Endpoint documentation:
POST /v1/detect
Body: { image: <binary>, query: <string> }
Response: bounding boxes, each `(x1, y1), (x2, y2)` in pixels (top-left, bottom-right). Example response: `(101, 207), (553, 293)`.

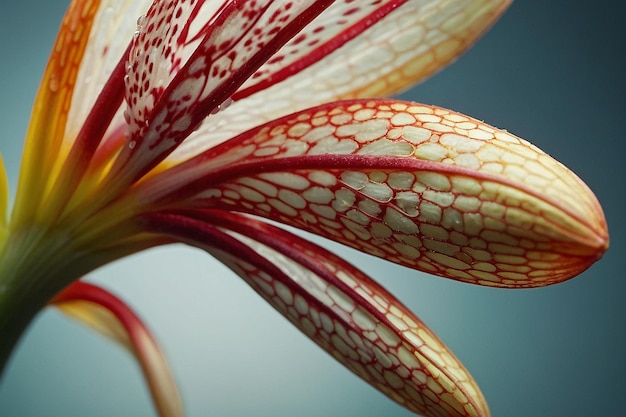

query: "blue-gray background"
(0, 1), (624, 416)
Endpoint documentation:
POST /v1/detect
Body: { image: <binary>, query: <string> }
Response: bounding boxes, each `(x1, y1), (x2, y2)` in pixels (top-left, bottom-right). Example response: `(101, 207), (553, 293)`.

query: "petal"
(138, 99), (608, 287)
(110, 0), (334, 185)
(12, 0), (104, 227)
(64, 0), (154, 139)
(237, 0), (511, 99)
(57, 1), (157, 205)
(166, 0), (511, 163)
(58, 0), (156, 186)
(234, 0), (411, 99)
(142, 209), (490, 417)
(52, 281), (183, 417)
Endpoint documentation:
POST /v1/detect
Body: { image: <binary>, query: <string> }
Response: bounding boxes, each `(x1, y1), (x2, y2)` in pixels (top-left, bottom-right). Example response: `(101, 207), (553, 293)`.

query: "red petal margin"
(52, 281), (183, 417)
(141, 209), (491, 417)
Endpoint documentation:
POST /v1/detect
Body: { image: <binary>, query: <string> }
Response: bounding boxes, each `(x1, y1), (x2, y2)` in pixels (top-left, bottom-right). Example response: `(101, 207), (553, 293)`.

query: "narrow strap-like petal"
(55, 0), (157, 202)
(64, 0), (154, 139)
(141, 209), (490, 417)
(12, 0), (104, 228)
(137, 99), (608, 287)
(52, 281), (183, 417)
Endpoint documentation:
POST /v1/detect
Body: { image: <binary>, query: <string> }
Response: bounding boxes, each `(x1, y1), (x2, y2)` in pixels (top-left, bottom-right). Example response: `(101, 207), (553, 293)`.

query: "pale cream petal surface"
(167, 0), (510, 163)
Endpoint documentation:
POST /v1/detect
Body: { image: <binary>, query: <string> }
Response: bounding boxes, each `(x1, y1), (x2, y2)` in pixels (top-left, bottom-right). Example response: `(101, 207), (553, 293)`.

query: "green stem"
(0, 223), (167, 378)
(0, 226), (85, 377)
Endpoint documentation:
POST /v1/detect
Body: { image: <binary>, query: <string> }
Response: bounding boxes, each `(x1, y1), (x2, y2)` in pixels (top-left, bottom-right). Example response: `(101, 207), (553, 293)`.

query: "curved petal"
(12, 0), (105, 228)
(142, 209), (490, 417)
(54, 0), (167, 218)
(52, 281), (183, 417)
(59, 0), (156, 187)
(167, 0), (511, 163)
(138, 99), (608, 287)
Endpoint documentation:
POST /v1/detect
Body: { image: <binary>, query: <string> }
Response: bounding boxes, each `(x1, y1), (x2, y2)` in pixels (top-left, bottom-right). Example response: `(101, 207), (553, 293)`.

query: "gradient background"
(0, 1), (624, 416)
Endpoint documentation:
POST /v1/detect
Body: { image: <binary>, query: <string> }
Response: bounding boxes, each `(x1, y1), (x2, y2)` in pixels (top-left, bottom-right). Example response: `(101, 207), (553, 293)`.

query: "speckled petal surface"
(114, 0), (334, 183)
(138, 99), (608, 287)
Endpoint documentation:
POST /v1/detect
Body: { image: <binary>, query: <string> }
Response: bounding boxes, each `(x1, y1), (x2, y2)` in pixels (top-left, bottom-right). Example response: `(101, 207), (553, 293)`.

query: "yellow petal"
(11, 0), (154, 228)
(12, 0), (102, 228)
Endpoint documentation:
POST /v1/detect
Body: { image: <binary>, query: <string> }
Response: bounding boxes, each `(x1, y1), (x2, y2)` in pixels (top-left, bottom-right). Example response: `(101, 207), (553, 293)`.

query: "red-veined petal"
(109, 0), (335, 186)
(137, 99), (608, 287)
(141, 209), (490, 417)
(165, 0), (511, 164)
(234, 0), (409, 99)
(52, 281), (183, 417)
(61, 0), (156, 178)
(237, 0), (511, 99)
(63, 0), (154, 139)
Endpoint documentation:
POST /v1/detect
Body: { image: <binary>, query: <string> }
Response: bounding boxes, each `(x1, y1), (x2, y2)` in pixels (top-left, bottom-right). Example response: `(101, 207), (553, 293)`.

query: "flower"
(0, 1), (609, 417)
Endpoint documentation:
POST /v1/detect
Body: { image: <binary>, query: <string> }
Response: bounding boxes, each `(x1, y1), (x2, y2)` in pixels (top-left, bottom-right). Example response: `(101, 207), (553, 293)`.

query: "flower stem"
(0, 226), (82, 376)
(0, 222), (167, 377)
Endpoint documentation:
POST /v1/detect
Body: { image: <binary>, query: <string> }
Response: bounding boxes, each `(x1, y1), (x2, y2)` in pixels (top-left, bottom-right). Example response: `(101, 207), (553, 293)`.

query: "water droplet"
(136, 14), (146, 29)
(128, 140), (136, 149)
(209, 97), (234, 115)
(221, 97), (233, 110)
(123, 109), (131, 124)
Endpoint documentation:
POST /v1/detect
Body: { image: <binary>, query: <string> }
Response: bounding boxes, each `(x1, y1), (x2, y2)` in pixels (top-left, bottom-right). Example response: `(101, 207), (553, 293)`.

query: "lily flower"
(0, 1), (609, 417)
